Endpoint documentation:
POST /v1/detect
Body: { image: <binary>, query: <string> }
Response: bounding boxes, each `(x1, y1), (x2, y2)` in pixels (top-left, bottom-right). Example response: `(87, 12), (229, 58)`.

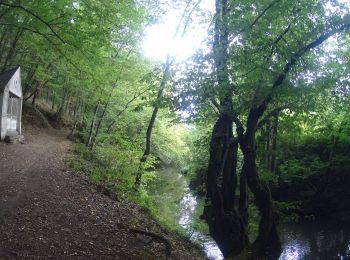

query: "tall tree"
(134, 0), (202, 187)
(177, 0), (350, 257)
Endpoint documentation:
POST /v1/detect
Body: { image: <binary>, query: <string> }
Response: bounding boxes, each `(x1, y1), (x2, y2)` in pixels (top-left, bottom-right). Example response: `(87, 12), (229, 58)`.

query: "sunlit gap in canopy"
(142, 0), (214, 62)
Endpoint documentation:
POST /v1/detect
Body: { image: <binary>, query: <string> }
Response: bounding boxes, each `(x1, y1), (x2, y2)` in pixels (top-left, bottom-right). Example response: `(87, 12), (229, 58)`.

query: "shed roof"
(0, 67), (19, 91)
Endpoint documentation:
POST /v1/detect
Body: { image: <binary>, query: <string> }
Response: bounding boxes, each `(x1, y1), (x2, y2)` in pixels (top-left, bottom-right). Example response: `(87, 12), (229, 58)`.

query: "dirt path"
(0, 128), (204, 259)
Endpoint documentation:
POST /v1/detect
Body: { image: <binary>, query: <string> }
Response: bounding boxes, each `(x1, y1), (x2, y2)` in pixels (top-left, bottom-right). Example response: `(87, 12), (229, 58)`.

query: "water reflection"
(279, 220), (350, 260)
(179, 187), (197, 227)
(178, 185), (223, 259)
(177, 172), (350, 260)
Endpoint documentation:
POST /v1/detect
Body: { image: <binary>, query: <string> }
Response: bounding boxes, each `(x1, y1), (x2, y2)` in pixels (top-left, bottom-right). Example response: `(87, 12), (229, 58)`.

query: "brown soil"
(0, 123), (205, 259)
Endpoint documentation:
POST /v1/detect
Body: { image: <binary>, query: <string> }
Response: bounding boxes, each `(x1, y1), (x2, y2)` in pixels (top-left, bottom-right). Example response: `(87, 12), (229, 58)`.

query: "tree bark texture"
(203, 0), (248, 257)
(239, 108), (281, 257)
(205, 114), (248, 257)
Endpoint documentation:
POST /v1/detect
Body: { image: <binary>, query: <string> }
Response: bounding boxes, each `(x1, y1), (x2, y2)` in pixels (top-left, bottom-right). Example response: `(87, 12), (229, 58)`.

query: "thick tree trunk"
(203, 0), (249, 257)
(240, 110), (281, 257)
(241, 146), (281, 257)
(204, 115), (247, 257)
(239, 168), (248, 226)
(221, 131), (238, 213)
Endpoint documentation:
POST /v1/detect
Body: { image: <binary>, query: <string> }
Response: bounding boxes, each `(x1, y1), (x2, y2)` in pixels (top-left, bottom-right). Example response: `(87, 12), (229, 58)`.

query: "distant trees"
(0, 0), (156, 146)
(0, 0), (196, 195)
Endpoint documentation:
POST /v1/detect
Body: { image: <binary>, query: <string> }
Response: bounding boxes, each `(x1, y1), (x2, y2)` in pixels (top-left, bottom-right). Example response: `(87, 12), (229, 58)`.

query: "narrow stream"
(178, 175), (350, 260)
(178, 187), (223, 260)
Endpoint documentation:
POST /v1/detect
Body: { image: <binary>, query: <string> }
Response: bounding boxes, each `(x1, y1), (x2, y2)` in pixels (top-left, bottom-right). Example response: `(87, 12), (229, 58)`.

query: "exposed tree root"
(130, 228), (172, 256)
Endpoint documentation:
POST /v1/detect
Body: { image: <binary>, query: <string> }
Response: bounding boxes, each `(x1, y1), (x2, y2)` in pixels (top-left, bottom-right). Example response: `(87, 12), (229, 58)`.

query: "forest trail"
(0, 127), (203, 259)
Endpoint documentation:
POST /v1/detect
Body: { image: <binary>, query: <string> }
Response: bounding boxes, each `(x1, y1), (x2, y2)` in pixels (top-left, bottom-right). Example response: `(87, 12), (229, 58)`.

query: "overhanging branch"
(256, 21), (350, 118)
(0, 2), (66, 44)
(257, 106), (288, 129)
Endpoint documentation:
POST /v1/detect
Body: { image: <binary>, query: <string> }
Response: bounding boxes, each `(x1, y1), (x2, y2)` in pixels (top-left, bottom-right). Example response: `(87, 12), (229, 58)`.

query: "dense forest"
(1, 0), (350, 259)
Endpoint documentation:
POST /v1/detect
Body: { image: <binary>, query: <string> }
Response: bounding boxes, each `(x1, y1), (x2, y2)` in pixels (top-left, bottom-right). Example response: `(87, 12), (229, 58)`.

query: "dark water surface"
(155, 169), (350, 259)
(279, 219), (350, 260)
(179, 184), (350, 259)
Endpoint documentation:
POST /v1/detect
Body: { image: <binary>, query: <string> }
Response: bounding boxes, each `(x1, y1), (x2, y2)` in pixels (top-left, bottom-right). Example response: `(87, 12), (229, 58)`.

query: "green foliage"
(138, 166), (190, 236)
(273, 201), (301, 223)
(189, 198), (209, 234)
(260, 170), (279, 185)
(184, 124), (212, 195)
(277, 122), (350, 182)
(152, 119), (190, 169)
(3, 0), (350, 252)
(247, 203), (260, 242)
(70, 141), (152, 194)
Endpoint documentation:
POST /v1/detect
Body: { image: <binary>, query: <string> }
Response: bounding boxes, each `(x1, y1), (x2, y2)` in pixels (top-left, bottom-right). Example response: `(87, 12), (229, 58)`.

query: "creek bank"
(183, 179), (350, 260)
(271, 166), (350, 221)
(161, 166), (350, 259)
(148, 166), (223, 259)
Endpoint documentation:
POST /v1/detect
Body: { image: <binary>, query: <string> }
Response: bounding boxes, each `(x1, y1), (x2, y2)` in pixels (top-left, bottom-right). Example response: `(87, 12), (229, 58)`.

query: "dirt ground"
(0, 124), (204, 259)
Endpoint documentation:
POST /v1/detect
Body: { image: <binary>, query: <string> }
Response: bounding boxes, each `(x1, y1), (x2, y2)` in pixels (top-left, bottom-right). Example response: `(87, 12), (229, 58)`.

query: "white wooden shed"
(0, 67), (23, 140)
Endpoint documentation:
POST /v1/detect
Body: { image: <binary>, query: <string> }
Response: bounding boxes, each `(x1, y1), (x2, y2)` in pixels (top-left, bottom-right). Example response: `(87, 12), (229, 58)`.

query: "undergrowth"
(68, 143), (190, 238)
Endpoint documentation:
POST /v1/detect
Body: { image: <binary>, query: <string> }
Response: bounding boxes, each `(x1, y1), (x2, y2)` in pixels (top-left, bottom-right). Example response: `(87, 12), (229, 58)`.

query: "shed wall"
(0, 68), (22, 140)
(8, 70), (22, 98)
(0, 88), (9, 140)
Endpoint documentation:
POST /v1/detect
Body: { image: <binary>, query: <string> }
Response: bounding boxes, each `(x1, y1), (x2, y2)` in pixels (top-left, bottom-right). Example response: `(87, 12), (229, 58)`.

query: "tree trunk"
(86, 102), (100, 149)
(0, 27), (9, 63)
(240, 109), (281, 257)
(265, 119), (271, 171)
(1, 27), (23, 72)
(202, 0), (249, 257)
(270, 113), (279, 174)
(239, 167), (248, 226)
(90, 98), (110, 149)
(51, 94), (55, 111)
(56, 86), (69, 118)
(134, 56), (171, 187)
(204, 114), (248, 257)
(23, 65), (38, 96)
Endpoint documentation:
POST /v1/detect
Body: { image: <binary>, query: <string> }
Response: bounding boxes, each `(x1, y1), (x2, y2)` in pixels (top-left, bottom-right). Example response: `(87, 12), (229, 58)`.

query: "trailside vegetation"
(1, 0), (350, 259)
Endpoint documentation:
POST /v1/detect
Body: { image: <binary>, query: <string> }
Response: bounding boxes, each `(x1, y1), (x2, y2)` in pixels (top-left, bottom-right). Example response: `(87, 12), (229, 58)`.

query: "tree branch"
(0, 22), (79, 70)
(257, 106), (287, 129)
(256, 22), (350, 118)
(0, 2), (66, 44)
(246, 0), (280, 30)
(106, 88), (149, 133)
